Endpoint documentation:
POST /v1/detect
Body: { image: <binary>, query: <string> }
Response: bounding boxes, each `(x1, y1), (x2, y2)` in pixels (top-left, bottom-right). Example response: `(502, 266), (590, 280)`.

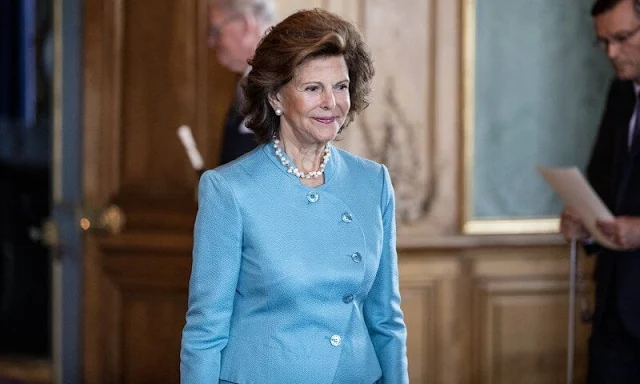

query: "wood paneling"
(402, 284), (436, 383)
(120, 1), (197, 194)
(82, 0), (214, 381)
(471, 279), (591, 384)
(399, 254), (463, 384)
(394, 244), (594, 384)
(468, 247), (593, 384)
(123, 292), (186, 383)
(83, 0), (236, 213)
(84, 234), (191, 383)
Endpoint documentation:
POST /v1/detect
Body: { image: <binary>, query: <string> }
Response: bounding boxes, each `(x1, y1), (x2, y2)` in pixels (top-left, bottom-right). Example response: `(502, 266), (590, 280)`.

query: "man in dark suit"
(560, 0), (640, 382)
(207, 0), (275, 165)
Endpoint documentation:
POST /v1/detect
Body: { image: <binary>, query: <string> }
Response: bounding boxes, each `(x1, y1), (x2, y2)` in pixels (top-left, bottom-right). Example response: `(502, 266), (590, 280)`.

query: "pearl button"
(351, 252), (362, 263)
(307, 191), (319, 203)
(341, 212), (353, 223)
(330, 334), (342, 346)
(342, 294), (354, 304)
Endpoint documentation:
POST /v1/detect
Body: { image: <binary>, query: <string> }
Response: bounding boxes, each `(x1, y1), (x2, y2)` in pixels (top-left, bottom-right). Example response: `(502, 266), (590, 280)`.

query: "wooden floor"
(0, 355), (52, 384)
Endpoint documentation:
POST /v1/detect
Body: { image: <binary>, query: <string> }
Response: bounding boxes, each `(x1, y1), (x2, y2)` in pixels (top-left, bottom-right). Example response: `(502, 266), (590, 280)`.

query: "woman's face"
(273, 55), (351, 146)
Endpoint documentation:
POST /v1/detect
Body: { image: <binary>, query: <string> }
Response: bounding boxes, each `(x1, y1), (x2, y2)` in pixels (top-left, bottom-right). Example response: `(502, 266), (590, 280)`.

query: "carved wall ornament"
(359, 79), (436, 223)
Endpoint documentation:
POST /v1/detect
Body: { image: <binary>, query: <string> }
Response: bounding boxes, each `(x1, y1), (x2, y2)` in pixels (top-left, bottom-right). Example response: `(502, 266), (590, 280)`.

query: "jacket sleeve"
(584, 79), (620, 254)
(363, 165), (409, 384)
(180, 170), (243, 383)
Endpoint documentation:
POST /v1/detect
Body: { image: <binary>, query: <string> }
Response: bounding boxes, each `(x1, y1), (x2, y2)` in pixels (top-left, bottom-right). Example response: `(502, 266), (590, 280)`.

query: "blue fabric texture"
(180, 142), (408, 383)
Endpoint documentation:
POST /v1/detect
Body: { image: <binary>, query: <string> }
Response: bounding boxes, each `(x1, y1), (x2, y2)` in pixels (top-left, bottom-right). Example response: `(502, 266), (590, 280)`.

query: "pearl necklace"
(272, 138), (331, 179)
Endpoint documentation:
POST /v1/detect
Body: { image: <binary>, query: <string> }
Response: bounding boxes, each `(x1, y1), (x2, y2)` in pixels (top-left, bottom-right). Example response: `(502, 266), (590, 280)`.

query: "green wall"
(473, 0), (612, 218)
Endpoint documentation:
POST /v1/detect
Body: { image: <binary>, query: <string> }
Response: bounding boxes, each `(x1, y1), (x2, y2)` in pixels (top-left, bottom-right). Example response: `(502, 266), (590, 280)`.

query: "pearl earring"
(275, 107), (282, 116)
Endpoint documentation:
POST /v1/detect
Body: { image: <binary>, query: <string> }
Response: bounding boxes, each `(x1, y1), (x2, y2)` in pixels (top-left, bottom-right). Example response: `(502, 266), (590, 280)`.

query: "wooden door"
(81, 0), (236, 381)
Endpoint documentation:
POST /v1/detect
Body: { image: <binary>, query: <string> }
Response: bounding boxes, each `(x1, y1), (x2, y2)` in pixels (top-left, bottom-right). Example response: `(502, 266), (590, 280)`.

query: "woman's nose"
(321, 89), (336, 109)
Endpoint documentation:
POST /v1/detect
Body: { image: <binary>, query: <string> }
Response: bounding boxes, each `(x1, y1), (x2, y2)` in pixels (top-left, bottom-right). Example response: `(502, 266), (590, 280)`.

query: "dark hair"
(591, 0), (638, 16)
(241, 8), (375, 143)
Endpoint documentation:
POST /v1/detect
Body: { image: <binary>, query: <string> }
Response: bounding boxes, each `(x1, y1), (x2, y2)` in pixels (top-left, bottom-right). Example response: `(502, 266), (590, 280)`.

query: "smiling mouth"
(314, 117), (337, 124)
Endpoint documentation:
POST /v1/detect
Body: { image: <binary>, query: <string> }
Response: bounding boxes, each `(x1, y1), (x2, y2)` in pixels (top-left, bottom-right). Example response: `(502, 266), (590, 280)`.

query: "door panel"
(83, 0), (235, 208)
(82, 0), (235, 381)
(120, 1), (199, 195)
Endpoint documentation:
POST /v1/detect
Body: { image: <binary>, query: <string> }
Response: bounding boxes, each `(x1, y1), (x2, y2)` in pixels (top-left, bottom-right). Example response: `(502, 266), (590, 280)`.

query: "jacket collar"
(262, 139), (338, 187)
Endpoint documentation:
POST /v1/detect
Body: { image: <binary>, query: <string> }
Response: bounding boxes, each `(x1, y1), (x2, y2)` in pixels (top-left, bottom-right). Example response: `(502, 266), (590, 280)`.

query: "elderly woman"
(181, 8), (408, 384)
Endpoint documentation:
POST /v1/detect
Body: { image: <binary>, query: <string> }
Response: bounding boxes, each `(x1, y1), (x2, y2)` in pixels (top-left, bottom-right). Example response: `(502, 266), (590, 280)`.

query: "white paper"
(538, 166), (620, 250)
(177, 125), (204, 171)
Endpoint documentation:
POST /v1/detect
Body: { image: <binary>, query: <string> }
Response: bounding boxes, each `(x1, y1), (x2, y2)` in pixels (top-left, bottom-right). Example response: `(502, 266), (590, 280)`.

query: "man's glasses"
(594, 23), (640, 52)
(208, 14), (241, 43)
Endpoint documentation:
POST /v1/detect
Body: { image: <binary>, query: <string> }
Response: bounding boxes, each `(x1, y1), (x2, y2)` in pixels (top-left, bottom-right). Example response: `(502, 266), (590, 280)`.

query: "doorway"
(0, 0), (54, 382)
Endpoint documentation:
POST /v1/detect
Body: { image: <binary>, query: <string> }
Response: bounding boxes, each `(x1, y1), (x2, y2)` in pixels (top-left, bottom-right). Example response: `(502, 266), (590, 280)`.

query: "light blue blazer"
(180, 142), (408, 383)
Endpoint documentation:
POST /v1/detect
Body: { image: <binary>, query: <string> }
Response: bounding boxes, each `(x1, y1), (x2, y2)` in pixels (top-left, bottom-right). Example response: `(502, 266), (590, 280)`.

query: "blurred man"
(560, 0), (640, 382)
(208, 0), (275, 164)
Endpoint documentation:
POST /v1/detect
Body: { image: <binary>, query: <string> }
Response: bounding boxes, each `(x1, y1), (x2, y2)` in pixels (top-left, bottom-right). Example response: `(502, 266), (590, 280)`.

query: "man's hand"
(596, 216), (640, 250)
(560, 207), (589, 242)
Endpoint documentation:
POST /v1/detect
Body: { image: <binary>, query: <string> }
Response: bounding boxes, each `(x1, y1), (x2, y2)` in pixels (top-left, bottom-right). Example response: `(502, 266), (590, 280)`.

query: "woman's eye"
(305, 86), (319, 92)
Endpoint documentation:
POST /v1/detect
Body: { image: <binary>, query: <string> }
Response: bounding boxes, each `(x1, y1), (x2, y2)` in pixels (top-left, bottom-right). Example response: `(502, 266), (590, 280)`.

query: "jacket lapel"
(610, 81), (636, 208)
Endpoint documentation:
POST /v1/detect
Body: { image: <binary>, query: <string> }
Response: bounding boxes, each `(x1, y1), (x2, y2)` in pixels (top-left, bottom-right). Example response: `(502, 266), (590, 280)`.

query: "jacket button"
(351, 252), (362, 263)
(341, 212), (353, 223)
(342, 294), (354, 304)
(307, 191), (319, 203)
(330, 334), (342, 346)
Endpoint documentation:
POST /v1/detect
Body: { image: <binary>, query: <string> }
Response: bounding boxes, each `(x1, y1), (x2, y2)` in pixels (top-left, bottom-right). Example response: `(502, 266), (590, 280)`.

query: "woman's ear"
(268, 91), (281, 112)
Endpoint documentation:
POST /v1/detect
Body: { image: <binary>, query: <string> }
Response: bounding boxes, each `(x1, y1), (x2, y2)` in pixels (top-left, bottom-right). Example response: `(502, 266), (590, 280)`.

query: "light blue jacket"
(180, 143), (408, 383)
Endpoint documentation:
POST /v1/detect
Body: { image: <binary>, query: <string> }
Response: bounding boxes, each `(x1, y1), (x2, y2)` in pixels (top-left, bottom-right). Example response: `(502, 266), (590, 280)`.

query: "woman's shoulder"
(204, 145), (267, 180)
(200, 144), (284, 197)
(332, 147), (391, 195)
(333, 146), (385, 175)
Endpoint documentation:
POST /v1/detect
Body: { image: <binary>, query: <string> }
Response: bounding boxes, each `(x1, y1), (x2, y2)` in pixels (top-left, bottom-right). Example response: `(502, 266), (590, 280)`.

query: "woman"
(181, 8), (408, 383)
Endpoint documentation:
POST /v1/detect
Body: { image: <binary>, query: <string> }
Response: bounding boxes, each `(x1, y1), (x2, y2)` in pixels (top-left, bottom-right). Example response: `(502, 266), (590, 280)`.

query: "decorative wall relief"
(360, 79), (435, 223)
(355, 0), (435, 228)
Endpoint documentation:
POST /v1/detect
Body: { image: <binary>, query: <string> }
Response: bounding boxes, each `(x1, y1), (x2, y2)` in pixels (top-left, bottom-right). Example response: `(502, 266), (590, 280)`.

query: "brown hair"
(241, 8), (375, 143)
